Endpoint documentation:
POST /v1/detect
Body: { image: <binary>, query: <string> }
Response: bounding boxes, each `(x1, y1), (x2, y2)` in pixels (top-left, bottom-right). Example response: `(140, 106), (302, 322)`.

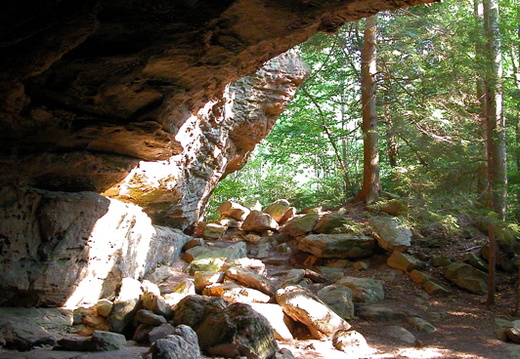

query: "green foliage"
(208, 0), (520, 228)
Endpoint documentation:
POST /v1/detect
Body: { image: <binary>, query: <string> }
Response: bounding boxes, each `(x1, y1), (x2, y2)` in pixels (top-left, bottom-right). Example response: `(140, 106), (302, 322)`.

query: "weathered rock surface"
(337, 277), (385, 304)
(298, 233), (376, 259)
(218, 201), (251, 221)
(332, 330), (371, 357)
(282, 212), (320, 237)
(444, 262), (488, 295)
(225, 267), (276, 297)
(369, 216), (412, 251)
(317, 285), (355, 320)
(0, 322), (57, 351)
(149, 325), (202, 359)
(0, 187), (190, 307)
(108, 278), (143, 333)
(387, 251), (421, 272)
(356, 304), (406, 322)
(276, 285), (351, 339)
(0, 0), (429, 229)
(242, 210), (280, 233)
(174, 295), (278, 358)
(505, 320), (520, 344)
(264, 200), (292, 223)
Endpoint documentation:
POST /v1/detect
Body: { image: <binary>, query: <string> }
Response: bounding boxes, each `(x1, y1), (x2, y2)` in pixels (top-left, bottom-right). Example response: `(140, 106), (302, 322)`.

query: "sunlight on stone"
(64, 199), (157, 308)
(292, 294), (330, 317)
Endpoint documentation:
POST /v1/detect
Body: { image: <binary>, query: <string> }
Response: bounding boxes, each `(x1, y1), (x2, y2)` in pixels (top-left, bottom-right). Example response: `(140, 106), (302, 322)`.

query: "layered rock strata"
(0, 0), (433, 229)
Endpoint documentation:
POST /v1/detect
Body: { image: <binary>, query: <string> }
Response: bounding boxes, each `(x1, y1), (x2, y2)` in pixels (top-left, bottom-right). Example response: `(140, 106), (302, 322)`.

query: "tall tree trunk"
(354, 15), (380, 204)
(483, 0), (505, 306)
(474, 0), (487, 202)
(484, 0), (507, 221)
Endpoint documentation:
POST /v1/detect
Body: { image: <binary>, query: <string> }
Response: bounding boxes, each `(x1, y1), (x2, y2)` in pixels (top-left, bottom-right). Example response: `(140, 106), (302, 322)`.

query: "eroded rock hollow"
(0, 0), (432, 306)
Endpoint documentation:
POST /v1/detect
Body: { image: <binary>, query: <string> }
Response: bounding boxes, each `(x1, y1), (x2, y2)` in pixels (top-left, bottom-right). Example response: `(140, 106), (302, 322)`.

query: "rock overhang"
(0, 0), (435, 228)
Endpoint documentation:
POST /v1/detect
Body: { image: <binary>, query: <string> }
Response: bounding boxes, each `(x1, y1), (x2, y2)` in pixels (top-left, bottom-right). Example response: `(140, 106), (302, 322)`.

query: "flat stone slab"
(298, 234), (376, 259)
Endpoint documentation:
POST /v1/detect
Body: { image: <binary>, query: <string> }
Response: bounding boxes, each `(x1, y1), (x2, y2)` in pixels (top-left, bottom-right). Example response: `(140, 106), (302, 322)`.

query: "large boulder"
(242, 210), (280, 233)
(282, 212), (320, 237)
(275, 285), (351, 339)
(150, 325), (202, 359)
(173, 295), (278, 359)
(298, 233), (376, 259)
(444, 262), (488, 295)
(317, 285), (355, 320)
(108, 278), (143, 333)
(369, 216), (412, 251)
(218, 201), (251, 222)
(264, 200), (292, 223)
(336, 277), (385, 304)
(0, 187), (190, 307)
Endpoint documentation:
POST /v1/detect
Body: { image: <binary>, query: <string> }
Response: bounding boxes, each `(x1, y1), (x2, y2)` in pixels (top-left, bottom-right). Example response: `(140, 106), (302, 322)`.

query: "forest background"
(208, 0), (519, 239)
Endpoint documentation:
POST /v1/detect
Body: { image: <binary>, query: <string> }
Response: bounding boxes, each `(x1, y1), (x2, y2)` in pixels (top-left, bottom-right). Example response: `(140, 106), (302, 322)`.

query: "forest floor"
(276, 230), (520, 359)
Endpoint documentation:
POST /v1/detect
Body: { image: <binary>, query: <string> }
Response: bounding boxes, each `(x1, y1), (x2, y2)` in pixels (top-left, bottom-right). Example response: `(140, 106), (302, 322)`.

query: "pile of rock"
(2, 198), (517, 357)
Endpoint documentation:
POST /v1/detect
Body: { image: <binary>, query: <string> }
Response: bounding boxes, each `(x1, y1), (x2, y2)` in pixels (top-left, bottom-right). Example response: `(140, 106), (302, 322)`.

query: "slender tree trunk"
(484, 0), (507, 221)
(354, 15), (380, 204)
(483, 0), (505, 306)
(474, 0), (487, 202)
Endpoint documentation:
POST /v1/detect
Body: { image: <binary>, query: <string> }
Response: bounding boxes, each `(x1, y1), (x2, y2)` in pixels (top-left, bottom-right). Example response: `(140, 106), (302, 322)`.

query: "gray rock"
(90, 330), (127, 351)
(133, 324), (154, 343)
(317, 285), (355, 320)
(135, 309), (167, 326)
(281, 212), (319, 237)
(408, 317), (436, 333)
(444, 262), (488, 294)
(432, 254), (453, 267)
(383, 325), (416, 345)
(337, 276), (385, 304)
(141, 282), (173, 319)
(356, 304), (406, 322)
(505, 320), (520, 344)
(422, 280), (452, 297)
(95, 299), (114, 318)
(194, 271), (225, 292)
(203, 282), (271, 304)
(298, 234), (375, 259)
(151, 331), (202, 359)
(276, 285), (351, 339)
(203, 223), (228, 240)
(387, 251), (421, 272)
(174, 296), (278, 359)
(250, 303), (294, 340)
(225, 267), (276, 297)
(149, 324), (176, 344)
(109, 277), (143, 333)
(272, 348), (297, 359)
(0, 322), (57, 351)
(187, 242), (248, 275)
(369, 216), (412, 251)
(313, 211), (352, 234)
(280, 269), (306, 287)
(464, 252), (488, 272)
(332, 329), (371, 357)
(0, 188), (191, 307)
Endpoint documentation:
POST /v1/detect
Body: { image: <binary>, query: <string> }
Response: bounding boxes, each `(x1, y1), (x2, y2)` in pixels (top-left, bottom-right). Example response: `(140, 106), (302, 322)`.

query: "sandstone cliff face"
(0, 0), (431, 229)
(0, 186), (191, 307)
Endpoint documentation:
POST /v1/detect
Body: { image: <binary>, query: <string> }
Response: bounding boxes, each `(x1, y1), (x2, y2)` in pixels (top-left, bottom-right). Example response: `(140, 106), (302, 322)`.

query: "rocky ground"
(0, 199), (519, 359)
